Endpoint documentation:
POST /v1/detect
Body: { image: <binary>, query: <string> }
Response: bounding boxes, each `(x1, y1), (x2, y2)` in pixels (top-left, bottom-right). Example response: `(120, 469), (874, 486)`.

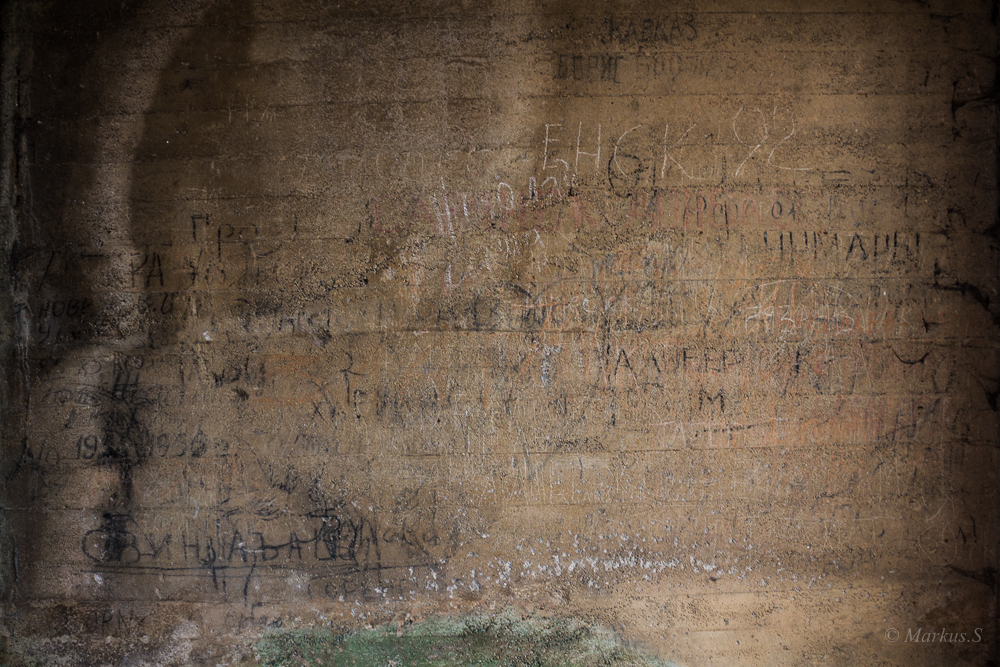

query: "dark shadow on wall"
(100, 0), (258, 513)
(3, 0), (145, 600)
(5, 0), (258, 598)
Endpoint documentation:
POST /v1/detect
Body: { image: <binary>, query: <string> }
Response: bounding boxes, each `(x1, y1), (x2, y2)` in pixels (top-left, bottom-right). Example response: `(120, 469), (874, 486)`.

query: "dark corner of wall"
(1, 0), (23, 608)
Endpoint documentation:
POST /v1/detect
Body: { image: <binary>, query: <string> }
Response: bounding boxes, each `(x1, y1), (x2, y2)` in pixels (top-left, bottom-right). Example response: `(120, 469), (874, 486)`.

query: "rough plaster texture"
(1, 0), (999, 665)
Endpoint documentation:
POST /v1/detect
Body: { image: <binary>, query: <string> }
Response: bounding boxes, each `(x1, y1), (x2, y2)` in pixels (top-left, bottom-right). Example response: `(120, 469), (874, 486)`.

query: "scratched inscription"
(4, 4), (997, 665)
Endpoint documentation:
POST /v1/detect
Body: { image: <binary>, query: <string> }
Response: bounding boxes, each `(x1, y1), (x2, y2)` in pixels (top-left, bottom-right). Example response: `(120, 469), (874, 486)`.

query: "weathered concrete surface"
(1, 0), (998, 664)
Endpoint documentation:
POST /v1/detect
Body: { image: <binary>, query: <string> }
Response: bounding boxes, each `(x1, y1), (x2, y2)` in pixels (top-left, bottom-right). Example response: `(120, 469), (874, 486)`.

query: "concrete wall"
(2, 0), (998, 664)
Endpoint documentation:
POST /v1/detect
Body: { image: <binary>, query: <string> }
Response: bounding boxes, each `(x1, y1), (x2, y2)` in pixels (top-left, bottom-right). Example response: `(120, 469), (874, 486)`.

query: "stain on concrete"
(1, 0), (998, 665)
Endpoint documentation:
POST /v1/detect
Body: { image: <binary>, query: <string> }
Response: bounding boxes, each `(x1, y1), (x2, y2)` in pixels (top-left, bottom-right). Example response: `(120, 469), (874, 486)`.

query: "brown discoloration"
(2, 0), (998, 665)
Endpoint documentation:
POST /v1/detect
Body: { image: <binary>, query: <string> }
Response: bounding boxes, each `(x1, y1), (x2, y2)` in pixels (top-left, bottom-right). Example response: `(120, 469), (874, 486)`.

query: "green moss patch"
(254, 611), (671, 667)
